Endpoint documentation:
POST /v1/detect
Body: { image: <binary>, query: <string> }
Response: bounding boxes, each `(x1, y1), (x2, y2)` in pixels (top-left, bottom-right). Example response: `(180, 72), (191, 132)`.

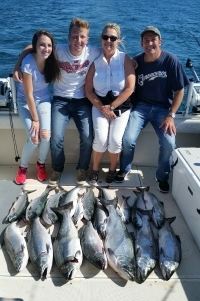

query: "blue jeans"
(50, 97), (93, 172)
(120, 102), (176, 181)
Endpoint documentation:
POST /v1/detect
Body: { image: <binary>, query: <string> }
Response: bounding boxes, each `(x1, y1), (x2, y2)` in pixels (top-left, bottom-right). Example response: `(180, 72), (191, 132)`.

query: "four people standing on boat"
(85, 23), (135, 184)
(115, 26), (189, 192)
(15, 30), (60, 185)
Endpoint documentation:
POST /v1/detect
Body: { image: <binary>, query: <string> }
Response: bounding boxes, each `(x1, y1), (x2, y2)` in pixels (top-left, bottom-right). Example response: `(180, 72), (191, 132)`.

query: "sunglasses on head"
(102, 35), (118, 42)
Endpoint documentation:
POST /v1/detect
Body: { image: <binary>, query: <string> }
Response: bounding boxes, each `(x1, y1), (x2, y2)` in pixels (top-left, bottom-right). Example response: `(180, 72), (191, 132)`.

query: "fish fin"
(197, 208), (200, 215)
(133, 186), (150, 193)
(26, 189), (37, 195)
(166, 216), (176, 224)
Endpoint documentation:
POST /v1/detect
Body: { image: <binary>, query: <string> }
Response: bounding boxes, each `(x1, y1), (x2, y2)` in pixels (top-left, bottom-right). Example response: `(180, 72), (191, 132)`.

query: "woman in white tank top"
(85, 23), (135, 184)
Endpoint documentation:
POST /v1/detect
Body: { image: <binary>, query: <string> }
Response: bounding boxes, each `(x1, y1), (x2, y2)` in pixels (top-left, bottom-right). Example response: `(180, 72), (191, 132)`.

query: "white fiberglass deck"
(0, 164), (200, 301)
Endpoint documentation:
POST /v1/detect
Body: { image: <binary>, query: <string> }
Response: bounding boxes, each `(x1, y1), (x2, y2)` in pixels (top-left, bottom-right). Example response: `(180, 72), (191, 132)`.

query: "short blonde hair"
(69, 17), (89, 35)
(102, 23), (121, 39)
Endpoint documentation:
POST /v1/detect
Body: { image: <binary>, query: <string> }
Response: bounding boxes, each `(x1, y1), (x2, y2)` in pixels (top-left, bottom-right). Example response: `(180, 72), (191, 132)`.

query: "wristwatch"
(168, 112), (176, 119)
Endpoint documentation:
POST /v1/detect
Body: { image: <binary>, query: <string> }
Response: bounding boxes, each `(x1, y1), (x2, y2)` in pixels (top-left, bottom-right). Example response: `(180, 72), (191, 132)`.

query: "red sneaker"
(15, 166), (27, 185)
(36, 162), (47, 182)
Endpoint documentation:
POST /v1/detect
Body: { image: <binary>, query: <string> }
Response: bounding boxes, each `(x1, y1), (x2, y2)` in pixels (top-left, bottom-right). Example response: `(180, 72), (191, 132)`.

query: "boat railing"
(184, 58), (200, 116)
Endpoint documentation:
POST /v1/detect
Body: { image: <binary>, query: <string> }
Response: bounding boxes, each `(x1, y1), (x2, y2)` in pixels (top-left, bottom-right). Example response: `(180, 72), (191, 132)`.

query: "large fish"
(5, 189), (35, 223)
(80, 220), (107, 270)
(4, 221), (29, 272)
(158, 217), (182, 280)
(26, 187), (53, 221)
(42, 190), (65, 226)
(135, 211), (157, 283)
(53, 206), (83, 280)
(101, 198), (136, 281)
(27, 217), (53, 279)
(132, 187), (165, 228)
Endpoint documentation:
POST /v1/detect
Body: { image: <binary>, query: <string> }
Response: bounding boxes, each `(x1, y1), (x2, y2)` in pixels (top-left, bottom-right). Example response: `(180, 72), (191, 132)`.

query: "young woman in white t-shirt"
(15, 30), (60, 185)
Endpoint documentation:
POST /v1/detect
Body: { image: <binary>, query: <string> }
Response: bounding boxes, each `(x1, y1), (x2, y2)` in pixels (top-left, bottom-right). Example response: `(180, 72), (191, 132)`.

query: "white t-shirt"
(53, 44), (100, 99)
(17, 53), (50, 103)
(93, 49), (126, 97)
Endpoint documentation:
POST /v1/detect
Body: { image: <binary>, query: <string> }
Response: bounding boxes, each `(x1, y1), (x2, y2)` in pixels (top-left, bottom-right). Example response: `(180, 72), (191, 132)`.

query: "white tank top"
(93, 49), (125, 97)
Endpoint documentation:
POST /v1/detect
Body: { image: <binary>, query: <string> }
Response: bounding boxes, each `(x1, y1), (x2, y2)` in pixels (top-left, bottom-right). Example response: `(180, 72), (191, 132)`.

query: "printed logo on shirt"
(59, 59), (90, 74)
(138, 71), (167, 86)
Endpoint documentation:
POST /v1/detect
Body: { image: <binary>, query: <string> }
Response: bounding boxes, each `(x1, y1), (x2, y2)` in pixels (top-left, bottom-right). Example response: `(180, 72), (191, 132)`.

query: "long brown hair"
(32, 30), (60, 83)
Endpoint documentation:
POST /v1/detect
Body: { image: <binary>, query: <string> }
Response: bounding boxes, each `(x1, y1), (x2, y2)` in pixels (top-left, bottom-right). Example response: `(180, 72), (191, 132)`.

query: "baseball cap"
(141, 26), (161, 38)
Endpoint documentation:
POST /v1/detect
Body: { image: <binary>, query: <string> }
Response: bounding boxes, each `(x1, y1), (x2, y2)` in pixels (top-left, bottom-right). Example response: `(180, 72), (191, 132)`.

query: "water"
(0, 0), (200, 79)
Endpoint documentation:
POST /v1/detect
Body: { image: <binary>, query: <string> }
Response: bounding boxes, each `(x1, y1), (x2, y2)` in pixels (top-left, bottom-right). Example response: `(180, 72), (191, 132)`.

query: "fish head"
(37, 253), (49, 279)
(60, 262), (79, 280)
(92, 252), (108, 270)
(160, 260), (179, 280)
(137, 257), (156, 283)
(113, 256), (135, 281)
(60, 250), (82, 280)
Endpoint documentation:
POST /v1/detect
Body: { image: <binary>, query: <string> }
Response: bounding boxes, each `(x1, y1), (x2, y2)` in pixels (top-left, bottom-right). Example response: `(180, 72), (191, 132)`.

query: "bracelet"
(32, 119), (39, 122)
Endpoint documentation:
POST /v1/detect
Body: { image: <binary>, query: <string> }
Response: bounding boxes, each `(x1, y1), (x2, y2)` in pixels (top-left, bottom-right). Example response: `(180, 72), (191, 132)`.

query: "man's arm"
(161, 88), (184, 135)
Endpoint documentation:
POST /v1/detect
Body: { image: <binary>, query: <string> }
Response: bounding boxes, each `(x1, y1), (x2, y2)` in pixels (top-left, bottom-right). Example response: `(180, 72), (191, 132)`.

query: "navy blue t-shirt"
(133, 51), (189, 108)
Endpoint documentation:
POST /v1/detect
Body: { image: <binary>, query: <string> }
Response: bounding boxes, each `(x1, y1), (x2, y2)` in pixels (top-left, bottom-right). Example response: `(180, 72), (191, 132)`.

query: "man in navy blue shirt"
(115, 26), (189, 192)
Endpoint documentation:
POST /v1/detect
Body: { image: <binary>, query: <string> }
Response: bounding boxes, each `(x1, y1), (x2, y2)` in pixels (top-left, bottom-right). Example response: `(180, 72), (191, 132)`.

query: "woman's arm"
(23, 72), (40, 142)
(85, 63), (103, 110)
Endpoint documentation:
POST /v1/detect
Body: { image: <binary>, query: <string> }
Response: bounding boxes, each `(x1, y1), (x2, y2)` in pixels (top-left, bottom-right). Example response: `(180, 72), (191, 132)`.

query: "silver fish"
(135, 212), (157, 283)
(101, 198), (136, 281)
(5, 189), (35, 222)
(80, 221), (107, 270)
(53, 206), (83, 280)
(82, 187), (96, 221)
(4, 221), (29, 272)
(42, 190), (65, 226)
(26, 187), (52, 221)
(27, 217), (53, 279)
(158, 217), (181, 280)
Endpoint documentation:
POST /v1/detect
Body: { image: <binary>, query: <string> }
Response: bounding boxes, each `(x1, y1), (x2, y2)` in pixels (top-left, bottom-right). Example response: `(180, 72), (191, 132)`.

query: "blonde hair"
(102, 23), (121, 39)
(69, 17), (89, 35)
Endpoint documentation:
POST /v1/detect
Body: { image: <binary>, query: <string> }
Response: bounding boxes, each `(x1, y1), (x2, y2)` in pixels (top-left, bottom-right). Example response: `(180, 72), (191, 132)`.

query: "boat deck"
(0, 164), (200, 301)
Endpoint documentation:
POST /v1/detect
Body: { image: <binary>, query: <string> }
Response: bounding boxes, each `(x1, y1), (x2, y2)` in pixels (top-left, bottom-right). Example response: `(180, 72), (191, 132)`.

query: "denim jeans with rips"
(120, 102), (176, 182)
(50, 97), (93, 172)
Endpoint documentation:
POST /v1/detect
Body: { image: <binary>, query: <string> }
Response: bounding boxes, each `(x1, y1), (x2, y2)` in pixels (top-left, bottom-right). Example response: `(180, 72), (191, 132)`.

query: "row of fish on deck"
(2, 184), (182, 283)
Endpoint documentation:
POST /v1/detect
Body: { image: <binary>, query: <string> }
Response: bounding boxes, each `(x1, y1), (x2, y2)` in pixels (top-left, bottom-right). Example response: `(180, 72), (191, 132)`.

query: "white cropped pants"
(92, 106), (130, 153)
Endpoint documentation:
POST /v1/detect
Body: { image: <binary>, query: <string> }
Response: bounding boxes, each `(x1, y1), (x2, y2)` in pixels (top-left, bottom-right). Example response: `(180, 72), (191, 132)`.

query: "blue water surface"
(0, 0), (200, 78)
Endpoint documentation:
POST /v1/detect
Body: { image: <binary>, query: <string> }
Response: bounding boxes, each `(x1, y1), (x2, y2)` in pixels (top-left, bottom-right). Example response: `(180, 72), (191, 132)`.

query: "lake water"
(0, 0), (200, 79)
